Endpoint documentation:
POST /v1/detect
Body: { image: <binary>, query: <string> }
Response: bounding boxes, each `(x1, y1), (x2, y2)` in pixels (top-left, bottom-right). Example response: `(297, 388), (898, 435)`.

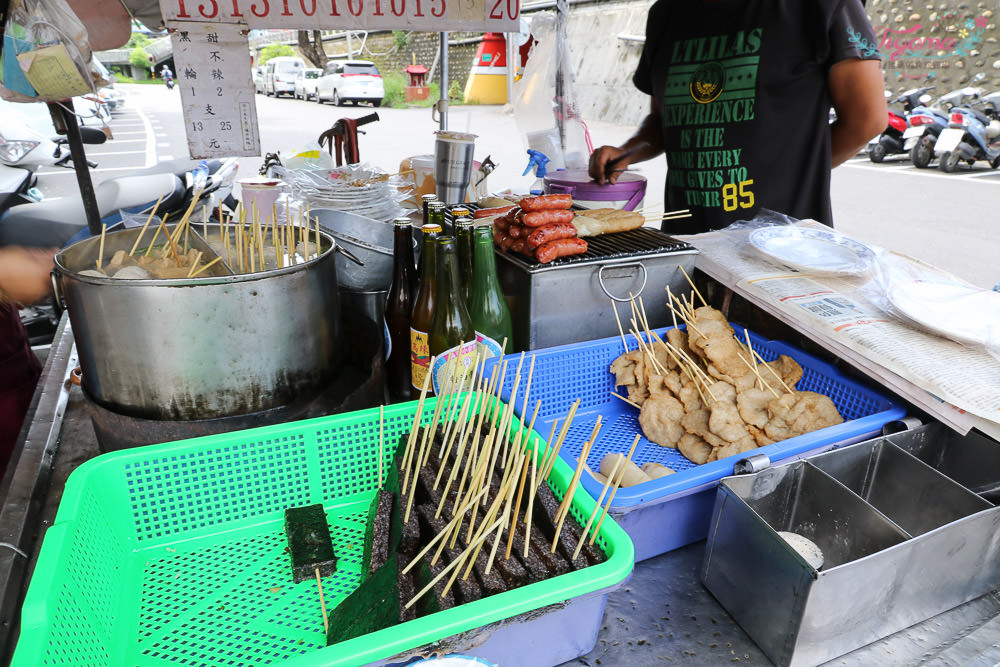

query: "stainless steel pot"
(54, 224), (340, 421)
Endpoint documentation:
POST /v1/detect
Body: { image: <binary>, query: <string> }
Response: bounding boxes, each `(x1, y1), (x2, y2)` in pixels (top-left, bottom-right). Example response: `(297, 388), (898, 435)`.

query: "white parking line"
(133, 106), (157, 167)
(89, 150), (147, 156)
(964, 170), (1000, 178)
(96, 139), (147, 144)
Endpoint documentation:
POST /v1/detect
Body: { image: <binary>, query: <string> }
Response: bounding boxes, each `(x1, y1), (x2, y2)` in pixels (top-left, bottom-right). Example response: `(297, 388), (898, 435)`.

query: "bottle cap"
(451, 207), (470, 217)
(421, 194), (439, 203)
(422, 223), (443, 233)
(392, 217), (412, 227)
(429, 201), (447, 211)
(455, 218), (473, 228)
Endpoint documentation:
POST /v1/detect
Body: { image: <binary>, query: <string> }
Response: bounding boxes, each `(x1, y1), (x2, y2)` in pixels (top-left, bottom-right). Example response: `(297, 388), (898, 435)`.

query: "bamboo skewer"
(407, 515), (504, 610)
(574, 452), (627, 559)
(523, 435), (541, 559)
(612, 302), (628, 352)
(96, 224), (107, 270)
(402, 358), (435, 496)
(589, 434), (641, 545)
(128, 195), (164, 256)
(314, 568), (329, 633)
(185, 251), (203, 278)
(612, 391), (640, 409)
(678, 265), (708, 308)
(539, 400), (579, 484)
(157, 216), (182, 266)
(555, 416), (603, 525)
(552, 417), (602, 552)
(744, 329), (793, 393)
(188, 256), (222, 278)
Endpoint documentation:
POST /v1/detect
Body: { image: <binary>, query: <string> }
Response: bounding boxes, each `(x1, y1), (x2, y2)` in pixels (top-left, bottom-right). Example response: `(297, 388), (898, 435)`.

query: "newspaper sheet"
(681, 222), (999, 434)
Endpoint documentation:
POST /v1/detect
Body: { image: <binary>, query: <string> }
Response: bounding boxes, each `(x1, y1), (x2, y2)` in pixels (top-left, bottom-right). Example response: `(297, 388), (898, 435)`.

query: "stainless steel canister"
(53, 224), (340, 421)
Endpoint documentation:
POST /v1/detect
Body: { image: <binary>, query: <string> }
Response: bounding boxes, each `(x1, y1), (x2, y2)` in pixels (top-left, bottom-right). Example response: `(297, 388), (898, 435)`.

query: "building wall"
(561, 0), (1000, 126)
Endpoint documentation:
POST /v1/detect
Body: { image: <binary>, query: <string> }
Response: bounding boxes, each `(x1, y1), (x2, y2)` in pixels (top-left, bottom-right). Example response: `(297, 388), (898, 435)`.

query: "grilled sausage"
(510, 238), (530, 255)
(526, 221), (577, 249)
(535, 237), (588, 264)
(474, 205), (516, 219)
(493, 214), (510, 232)
(522, 209), (575, 228)
(519, 193), (573, 212)
(507, 223), (527, 239)
(499, 233), (515, 251)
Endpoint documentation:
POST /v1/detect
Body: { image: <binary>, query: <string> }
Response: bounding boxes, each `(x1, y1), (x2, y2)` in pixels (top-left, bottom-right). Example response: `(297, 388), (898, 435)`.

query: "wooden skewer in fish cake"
(129, 195), (165, 256)
(574, 452), (629, 559)
(744, 329), (794, 394)
(552, 416), (603, 552)
(589, 434), (642, 545)
(678, 264), (708, 308)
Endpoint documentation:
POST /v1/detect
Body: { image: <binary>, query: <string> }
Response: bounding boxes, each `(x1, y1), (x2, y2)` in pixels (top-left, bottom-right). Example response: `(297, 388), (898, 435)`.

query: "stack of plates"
(276, 165), (406, 222)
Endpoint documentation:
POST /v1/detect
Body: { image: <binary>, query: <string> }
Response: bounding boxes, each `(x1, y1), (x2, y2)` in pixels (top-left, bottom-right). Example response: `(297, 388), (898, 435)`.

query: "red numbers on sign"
(198, 0), (219, 17)
(489, 0), (517, 19)
(171, 0), (519, 23)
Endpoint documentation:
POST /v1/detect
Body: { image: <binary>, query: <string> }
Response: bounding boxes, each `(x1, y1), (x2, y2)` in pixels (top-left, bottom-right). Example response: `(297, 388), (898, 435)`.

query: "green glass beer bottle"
(455, 216), (474, 300)
(418, 201), (447, 277)
(410, 223), (441, 392)
(468, 225), (513, 359)
(429, 236), (477, 394)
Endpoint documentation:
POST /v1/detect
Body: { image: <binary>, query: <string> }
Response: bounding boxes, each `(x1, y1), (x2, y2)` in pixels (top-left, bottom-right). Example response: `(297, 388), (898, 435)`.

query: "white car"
(316, 60), (384, 107)
(293, 68), (321, 100)
(253, 66), (265, 94)
(264, 57), (305, 97)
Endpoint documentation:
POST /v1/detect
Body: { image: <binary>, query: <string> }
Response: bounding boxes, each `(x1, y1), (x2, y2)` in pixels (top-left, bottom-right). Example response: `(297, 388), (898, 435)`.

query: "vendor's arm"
(0, 247), (56, 305)
(589, 98), (666, 185)
(828, 58), (887, 167)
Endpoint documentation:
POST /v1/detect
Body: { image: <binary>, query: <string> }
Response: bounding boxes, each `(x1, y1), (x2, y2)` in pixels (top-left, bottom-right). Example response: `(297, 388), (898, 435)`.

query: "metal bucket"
(313, 208), (398, 292)
(53, 224), (341, 421)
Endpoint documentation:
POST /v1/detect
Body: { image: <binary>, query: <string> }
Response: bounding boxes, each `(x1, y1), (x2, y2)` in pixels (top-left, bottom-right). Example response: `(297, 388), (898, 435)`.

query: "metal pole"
(506, 33), (515, 105)
(439, 31), (449, 131)
(52, 101), (102, 237)
(555, 0), (568, 155)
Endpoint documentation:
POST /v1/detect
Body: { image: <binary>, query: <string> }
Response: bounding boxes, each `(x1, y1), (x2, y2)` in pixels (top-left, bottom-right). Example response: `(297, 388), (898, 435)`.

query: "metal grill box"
(702, 423), (1000, 667)
(495, 228), (697, 351)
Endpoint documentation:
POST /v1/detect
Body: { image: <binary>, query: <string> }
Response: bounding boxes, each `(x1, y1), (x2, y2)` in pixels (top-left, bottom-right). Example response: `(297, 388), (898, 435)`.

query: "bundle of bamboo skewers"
(382, 348), (634, 611)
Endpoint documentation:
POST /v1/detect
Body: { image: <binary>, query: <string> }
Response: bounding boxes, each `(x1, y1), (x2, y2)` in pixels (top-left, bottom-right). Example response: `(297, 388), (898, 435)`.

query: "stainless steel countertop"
(4, 318), (1000, 666)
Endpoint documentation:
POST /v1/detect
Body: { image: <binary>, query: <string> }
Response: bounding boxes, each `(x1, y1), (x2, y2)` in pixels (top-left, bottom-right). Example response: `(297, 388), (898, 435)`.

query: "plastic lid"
(544, 168), (646, 186)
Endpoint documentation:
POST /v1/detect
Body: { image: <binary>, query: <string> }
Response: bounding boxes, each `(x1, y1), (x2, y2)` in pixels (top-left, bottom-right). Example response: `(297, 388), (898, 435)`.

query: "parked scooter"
(936, 92), (1000, 172)
(909, 82), (987, 168)
(869, 86), (936, 162)
(0, 108), (107, 218)
(0, 157), (238, 248)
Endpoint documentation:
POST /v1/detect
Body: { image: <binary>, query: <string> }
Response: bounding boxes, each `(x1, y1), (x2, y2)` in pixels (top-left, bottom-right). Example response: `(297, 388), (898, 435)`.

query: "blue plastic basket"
(483, 326), (906, 561)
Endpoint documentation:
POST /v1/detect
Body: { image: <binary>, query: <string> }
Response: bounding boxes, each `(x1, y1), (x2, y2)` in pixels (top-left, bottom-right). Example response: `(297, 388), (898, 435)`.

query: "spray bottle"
(522, 149), (551, 195)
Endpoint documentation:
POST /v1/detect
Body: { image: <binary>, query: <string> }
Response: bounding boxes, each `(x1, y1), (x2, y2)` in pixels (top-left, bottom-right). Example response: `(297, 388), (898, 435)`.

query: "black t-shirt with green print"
(634, 0), (880, 235)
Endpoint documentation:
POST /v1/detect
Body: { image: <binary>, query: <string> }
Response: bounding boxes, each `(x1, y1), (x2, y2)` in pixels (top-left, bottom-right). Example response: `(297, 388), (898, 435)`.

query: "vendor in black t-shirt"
(589, 0), (887, 235)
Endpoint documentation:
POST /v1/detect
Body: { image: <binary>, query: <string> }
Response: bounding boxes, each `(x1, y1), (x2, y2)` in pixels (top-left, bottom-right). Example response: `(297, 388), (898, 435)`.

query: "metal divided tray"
(702, 423), (1000, 667)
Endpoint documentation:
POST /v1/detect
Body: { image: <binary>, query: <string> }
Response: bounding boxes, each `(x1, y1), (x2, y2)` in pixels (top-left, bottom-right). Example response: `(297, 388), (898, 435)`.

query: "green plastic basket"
(13, 397), (633, 667)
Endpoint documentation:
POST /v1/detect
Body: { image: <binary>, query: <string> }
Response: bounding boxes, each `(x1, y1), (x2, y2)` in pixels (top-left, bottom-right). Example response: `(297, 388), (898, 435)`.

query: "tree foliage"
(129, 46), (151, 70)
(259, 43), (296, 64)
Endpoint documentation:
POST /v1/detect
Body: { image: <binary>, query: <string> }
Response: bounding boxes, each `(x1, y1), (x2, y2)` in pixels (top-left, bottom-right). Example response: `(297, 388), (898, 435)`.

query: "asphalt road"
(36, 83), (1000, 288)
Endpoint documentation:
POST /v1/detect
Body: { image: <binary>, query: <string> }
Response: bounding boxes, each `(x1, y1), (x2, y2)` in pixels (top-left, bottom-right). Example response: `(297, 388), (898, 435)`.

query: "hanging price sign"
(172, 21), (261, 158)
(160, 0), (519, 32)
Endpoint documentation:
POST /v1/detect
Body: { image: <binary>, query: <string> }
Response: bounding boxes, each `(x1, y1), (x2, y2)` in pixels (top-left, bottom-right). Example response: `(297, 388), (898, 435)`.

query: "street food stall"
(5, 1), (1000, 666)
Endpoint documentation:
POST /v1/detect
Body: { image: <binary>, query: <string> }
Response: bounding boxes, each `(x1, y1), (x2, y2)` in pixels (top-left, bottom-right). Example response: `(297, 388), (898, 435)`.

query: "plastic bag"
(863, 251), (1000, 349)
(513, 11), (591, 171)
(0, 0), (99, 102)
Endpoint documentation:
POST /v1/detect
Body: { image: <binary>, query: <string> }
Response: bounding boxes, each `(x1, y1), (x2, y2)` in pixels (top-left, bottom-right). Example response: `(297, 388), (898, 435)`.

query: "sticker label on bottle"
(475, 332), (503, 360)
(431, 340), (478, 394)
(410, 328), (430, 391)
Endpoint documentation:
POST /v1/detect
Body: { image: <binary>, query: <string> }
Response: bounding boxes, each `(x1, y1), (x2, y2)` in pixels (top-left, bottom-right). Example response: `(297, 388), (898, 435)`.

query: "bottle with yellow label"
(410, 223), (441, 392)
(429, 236), (476, 394)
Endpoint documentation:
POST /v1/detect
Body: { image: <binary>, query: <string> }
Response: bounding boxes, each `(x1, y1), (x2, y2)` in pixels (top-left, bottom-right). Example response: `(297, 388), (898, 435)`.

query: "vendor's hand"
(589, 145), (631, 186)
(0, 246), (57, 305)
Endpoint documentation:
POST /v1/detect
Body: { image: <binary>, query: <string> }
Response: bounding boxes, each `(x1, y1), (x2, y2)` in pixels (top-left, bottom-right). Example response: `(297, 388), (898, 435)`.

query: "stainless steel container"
(495, 228), (698, 351)
(314, 208), (417, 292)
(54, 224), (340, 421)
(702, 424), (1000, 667)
